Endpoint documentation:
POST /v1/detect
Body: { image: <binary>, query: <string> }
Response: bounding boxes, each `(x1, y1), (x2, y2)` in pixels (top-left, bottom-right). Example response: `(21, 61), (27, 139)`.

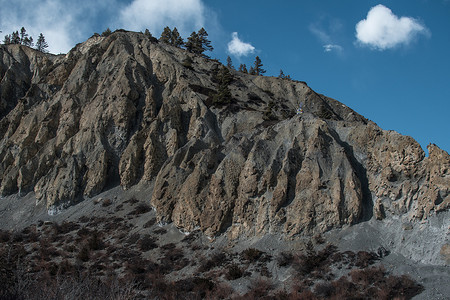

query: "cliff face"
(0, 31), (448, 237)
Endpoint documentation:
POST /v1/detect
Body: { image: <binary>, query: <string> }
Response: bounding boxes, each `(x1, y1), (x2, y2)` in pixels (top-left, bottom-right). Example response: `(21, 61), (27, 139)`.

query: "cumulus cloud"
(227, 32), (255, 57)
(323, 44), (343, 53)
(0, 0), (115, 54)
(119, 0), (205, 36)
(356, 4), (429, 50)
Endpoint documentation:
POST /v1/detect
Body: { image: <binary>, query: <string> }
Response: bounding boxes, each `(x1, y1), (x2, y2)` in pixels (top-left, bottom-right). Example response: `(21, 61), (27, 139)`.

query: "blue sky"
(1, 0), (449, 154)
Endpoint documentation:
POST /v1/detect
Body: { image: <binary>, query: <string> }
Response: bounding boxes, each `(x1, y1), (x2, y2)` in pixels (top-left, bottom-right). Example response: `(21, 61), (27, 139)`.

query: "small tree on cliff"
(160, 26), (172, 43)
(171, 27), (184, 47)
(36, 33), (48, 52)
(253, 56), (266, 75)
(186, 28), (213, 57)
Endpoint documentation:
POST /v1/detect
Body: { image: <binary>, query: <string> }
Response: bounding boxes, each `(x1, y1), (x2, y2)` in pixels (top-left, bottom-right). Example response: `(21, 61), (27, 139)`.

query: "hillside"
(1, 30), (448, 237)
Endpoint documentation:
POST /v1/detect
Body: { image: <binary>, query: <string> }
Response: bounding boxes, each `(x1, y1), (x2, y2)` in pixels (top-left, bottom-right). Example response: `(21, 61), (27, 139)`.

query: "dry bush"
(0, 230), (11, 242)
(314, 282), (335, 298)
(143, 218), (156, 228)
(78, 216), (90, 223)
(129, 203), (151, 215)
(198, 251), (228, 272)
(125, 197), (139, 205)
(77, 244), (90, 262)
(52, 221), (80, 235)
(153, 227), (167, 235)
(350, 266), (385, 286)
(355, 250), (378, 268)
(382, 274), (424, 299)
(174, 277), (215, 299)
(226, 264), (243, 280)
(88, 231), (105, 250)
(138, 234), (157, 251)
(160, 247), (188, 273)
(126, 233), (140, 245)
(102, 198), (112, 207)
(277, 251), (294, 267)
(241, 248), (264, 262)
(240, 278), (274, 299)
(205, 282), (234, 299)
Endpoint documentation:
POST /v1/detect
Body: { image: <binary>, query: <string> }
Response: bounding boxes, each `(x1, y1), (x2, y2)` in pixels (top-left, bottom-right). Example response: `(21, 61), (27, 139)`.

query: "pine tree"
(23, 36), (33, 47)
(238, 64), (248, 74)
(212, 66), (233, 104)
(171, 27), (184, 47)
(226, 56), (234, 69)
(36, 33), (48, 52)
(101, 28), (112, 37)
(253, 56), (266, 75)
(186, 28), (213, 57)
(160, 26), (172, 43)
(144, 29), (158, 43)
(3, 34), (11, 44)
(278, 69), (285, 79)
(249, 66), (256, 75)
(11, 31), (20, 44)
(186, 31), (200, 53)
(198, 28), (213, 52)
(20, 27), (27, 43)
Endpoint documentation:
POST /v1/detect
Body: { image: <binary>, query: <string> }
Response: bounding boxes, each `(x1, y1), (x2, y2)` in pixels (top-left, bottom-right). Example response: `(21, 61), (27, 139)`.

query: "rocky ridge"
(0, 31), (448, 239)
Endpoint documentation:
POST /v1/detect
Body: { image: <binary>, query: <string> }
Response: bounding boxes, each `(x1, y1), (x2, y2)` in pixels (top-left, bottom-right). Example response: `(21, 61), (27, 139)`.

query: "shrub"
(126, 233), (140, 245)
(0, 230), (11, 242)
(277, 252), (294, 267)
(138, 235), (157, 251)
(153, 228), (167, 235)
(314, 282), (335, 298)
(198, 252), (227, 272)
(102, 198), (112, 207)
(77, 244), (90, 262)
(131, 203), (151, 215)
(88, 231), (105, 250)
(226, 264), (243, 280)
(355, 251), (378, 268)
(143, 218), (156, 228)
(241, 248), (263, 262)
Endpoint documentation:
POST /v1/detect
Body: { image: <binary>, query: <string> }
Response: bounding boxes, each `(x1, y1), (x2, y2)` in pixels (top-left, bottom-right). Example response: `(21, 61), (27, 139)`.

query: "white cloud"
(227, 32), (255, 57)
(309, 21), (343, 54)
(356, 4), (429, 50)
(309, 24), (331, 44)
(119, 0), (205, 36)
(323, 44), (343, 53)
(0, 0), (115, 54)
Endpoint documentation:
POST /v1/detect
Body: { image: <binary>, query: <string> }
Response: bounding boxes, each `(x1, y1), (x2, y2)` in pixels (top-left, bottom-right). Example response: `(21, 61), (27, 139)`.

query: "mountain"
(0, 30), (448, 241)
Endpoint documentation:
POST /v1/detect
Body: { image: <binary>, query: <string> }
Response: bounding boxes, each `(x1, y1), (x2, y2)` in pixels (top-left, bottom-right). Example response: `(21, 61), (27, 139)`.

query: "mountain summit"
(0, 31), (448, 239)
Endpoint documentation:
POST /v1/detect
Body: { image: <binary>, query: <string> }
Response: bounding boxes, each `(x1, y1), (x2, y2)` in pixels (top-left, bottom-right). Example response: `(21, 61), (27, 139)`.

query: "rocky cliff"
(0, 31), (448, 238)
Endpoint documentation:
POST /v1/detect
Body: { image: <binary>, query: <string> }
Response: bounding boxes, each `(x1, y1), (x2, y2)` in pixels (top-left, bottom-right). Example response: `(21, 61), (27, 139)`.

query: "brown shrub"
(102, 198), (112, 207)
(77, 244), (90, 262)
(0, 230), (11, 242)
(226, 264), (243, 280)
(241, 248), (263, 262)
(138, 234), (157, 251)
(143, 218), (156, 228)
(355, 251), (378, 268)
(277, 251), (294, 267)
(198, 251), (228, 272)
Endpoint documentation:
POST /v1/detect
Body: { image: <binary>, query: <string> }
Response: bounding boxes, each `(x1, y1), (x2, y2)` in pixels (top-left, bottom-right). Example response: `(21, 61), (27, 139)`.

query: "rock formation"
(0, 31), (448, 238)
